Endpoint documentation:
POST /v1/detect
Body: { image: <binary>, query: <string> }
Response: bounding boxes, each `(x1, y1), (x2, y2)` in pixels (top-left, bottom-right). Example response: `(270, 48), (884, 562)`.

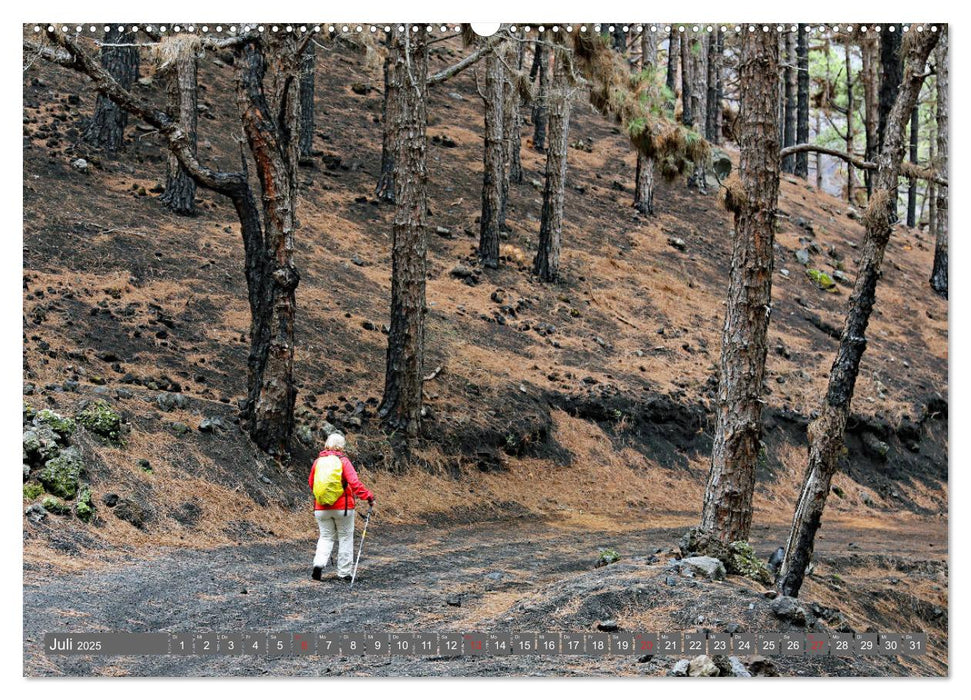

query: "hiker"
(309, 433), (374, 581)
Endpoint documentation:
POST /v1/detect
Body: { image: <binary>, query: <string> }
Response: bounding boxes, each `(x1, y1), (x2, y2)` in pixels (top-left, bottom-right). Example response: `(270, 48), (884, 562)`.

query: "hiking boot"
(311, 566), (323, 581)
(337, 574), (350, 581)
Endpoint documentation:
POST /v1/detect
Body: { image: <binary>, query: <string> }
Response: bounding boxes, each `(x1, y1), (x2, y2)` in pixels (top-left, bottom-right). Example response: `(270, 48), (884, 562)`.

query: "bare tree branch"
(427, 32), (507, 86)
(779, 143), (947, 187)
(25, 33), (249, 196)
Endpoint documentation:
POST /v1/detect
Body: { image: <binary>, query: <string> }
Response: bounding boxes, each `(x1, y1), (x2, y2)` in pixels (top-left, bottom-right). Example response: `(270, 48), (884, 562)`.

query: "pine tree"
(794, 25), (810, 178)
(379, 27), (430, 448)
(930, 28), (948, 298)
(777, 28), (940, 596)
(479, 45), (506, 268)
(700, 27), (781, 543)
(533, 43), (572, 282)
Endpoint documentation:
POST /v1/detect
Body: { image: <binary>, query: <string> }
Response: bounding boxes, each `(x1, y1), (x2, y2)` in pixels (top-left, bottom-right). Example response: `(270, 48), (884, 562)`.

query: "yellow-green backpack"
(313, 455), (346, 508)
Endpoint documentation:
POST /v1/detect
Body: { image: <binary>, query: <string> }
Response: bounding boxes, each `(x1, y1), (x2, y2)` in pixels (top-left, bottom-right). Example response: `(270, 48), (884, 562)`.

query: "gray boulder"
(681, 556), (726, 581)
(156, 392), (189, 412)
(771, 595), (807, 626)
(668, 659), (690, 677)
(687, 655), (719, 677)
(25, 503), (47, 524)
(728, 656), (752, 677)
(23, 427), (60, 465)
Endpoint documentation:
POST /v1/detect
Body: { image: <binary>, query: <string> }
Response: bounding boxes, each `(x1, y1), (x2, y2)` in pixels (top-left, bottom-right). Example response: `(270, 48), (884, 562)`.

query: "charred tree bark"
(505, 37), (525, 187)
(379, 27), (429, 447)
(700, 28), (781, 544)
(861, 35), (880, 197)
(375, 46), (397, 202)
(533, 45), (571, 283)
(705, 27), (722, 144)
(298, 40), (316, 164)
(500, 41), (521, 226)
(878, 25), (903, 149)
(879, 25), (903, 220)
(159, 39), (199, 216)
(795, 25), (810, 178)
(235, 37), (303, 459)
(777, 29), (939, 597)
(635, 30), (658, 215)
(931, 28), (948, 298)
(782, 31), (797, 173)
(907, 106), (919, 227)
(680, 33), (693, 128)
(84, 26), (139, 153)
(665, 27), (679, 107)
(532, 35), (550, 152)
(480, 47), (505, 268)
(844, 42), (855, 203)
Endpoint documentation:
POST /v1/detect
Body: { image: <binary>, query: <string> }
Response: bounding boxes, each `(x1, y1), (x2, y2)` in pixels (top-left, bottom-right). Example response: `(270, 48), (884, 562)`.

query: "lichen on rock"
(38, 446), (84, 499)
(76, 399), (126, 445)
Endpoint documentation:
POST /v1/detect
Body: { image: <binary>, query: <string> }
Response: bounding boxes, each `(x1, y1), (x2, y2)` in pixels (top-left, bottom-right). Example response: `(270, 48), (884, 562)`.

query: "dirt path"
(23, 517), (947, 676)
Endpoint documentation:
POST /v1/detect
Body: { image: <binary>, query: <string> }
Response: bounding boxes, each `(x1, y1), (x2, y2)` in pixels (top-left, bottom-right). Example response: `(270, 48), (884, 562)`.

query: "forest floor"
(23, 513), (947, 677)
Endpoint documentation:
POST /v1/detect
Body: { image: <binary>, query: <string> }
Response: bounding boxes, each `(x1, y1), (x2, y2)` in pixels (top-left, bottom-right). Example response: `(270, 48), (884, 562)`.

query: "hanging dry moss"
(721, 173), (748, 214)
(152, 35), (203, 75)
(862, 188), (893, 232)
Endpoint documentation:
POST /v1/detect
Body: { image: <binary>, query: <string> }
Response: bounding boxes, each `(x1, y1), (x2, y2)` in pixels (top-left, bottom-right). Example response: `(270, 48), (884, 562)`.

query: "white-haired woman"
(307, 433), (374, 581)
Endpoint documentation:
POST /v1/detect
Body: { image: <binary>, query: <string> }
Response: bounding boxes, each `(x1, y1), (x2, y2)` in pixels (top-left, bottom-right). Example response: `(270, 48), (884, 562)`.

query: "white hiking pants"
(313, 509), (355, 577)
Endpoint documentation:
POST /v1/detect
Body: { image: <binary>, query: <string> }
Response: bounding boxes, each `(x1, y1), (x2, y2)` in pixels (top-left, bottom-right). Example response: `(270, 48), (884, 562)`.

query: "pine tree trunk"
(680, 33), (693, 128)
(878, 25), (903, 149)
(861, 36), (880, 197)
(692, 34), (708, 191)
(907, 106), (919, 227)
(700, 28), (781, 544)
(782, 32), (797, 173)
(298, 40), (316, 163)
(845, 42), (855, 203)
(705, 27), (722, 143)
(777, 29), (939, 597)
(532, 36), (550, 152)
(928, 122), (937, 238)
(235, 37), (302, 459)
(506, 37), (524, 186)
(795, 26), (810, 177)
(500, 42), (520, 226)
(931, 28), (948, 298)
(635, 30), (657, 216)
(84, 26), (139, 153)
(533, 46), (571, 283)
(879, 25), (903, 220)
(375, 46), (397, 202)
(665, 29), (679, 111)
(159, 40), (198, 216)
(815, 111), (824, 191)
(379, 27), (429, 447)
(479, 49), (505, 268)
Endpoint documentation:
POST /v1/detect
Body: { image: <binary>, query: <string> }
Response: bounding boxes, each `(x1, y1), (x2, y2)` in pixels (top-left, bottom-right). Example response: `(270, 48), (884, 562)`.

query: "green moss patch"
(76, 400), (125, 445)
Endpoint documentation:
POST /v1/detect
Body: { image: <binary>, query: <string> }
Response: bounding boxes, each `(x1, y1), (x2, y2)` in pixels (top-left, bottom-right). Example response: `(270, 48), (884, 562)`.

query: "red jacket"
(308, 450), (374, 512)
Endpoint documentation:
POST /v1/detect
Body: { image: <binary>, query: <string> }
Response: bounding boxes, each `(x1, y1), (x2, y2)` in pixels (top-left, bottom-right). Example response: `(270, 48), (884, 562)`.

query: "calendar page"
(20, 12), (949, 682)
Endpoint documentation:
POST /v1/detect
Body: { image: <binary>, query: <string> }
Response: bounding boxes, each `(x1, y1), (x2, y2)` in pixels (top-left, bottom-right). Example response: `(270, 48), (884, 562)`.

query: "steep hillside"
(23, 33), (947, 575)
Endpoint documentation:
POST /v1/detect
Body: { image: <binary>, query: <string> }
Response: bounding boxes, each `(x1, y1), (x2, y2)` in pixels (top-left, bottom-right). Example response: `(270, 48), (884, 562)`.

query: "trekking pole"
(349, 507), (373, 591)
